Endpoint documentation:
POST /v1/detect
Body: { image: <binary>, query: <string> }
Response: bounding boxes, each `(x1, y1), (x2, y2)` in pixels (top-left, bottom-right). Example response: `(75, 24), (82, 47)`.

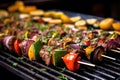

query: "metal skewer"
(117, 48), (120, 50)
(111, 49), (120, 54)
(101, 55), (116, 60)
(77, 61), (95, 67)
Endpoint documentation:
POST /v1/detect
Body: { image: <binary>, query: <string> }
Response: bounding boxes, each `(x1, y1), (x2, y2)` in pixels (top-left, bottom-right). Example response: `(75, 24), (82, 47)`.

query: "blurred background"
(0, 0), (120, 20)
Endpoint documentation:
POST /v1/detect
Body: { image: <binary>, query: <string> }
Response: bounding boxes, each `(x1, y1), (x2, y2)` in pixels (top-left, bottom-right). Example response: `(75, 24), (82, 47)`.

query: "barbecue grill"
(0, 11), (120, 80)
(0, 49), (120, 80)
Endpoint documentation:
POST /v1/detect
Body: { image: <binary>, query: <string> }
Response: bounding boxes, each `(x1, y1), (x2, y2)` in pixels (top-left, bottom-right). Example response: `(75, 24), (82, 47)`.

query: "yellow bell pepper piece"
(85, 46), (95, 60)
(28, 45), (35, 61)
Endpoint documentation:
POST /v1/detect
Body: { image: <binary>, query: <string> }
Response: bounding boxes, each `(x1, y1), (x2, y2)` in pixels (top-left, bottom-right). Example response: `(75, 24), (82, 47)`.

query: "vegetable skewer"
(62, 52), (95, 71)
(0, 7), (120, 72)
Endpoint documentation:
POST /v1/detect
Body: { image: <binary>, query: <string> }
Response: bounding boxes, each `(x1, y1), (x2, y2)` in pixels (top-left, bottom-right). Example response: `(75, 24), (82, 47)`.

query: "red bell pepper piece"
(14, 39), (22, 56)
(62, 53), (81, 71)
(85, 40), (91, 46)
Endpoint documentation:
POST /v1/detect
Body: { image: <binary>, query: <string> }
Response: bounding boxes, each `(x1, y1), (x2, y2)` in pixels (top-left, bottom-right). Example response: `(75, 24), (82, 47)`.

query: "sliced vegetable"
(52, 48), (67, 66)
(85, 46), (95, 60)
(90, 46), (105, 63)
(99, 18), (114, 30)
(70, 16), (81, 22)
(28, 40), (43, 60)
(104, 39), (120, 52)
(62, 53), (81, 71)
(3, 36), (15, 51)
(70, 43), (80, 49)
(14, 39), (23, 56)
(86, 18), (97, 25)
(84, 40), (91, 46)
(60, 14), (72, 23)
(63, 37), (72, 49)
(112, 22), (120, 31)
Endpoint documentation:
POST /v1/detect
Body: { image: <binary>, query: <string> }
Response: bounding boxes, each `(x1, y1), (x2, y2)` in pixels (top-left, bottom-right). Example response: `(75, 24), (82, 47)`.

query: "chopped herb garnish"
(60, 67), (66, 73)
(75, 37), (80, 43)
(30, 68), (34, 71)
(6, 26), (12, 30)
(52, 32), (58, 38)
(91, 27), (94, 32)
(49, 52), (53, 56)
(24, 21), (40, 28)
(56, 47), (64, 51)
(46, 46), (53, 52)
(39, 68), (47, 71)
(101, 31), (107, 36)
(16, 35), (24, 39)
(58, 74), (68, 80)
(24, 21), (31, 28)
(12, 12), (19, 18)
(40, 37), (48, 44)
(91, 38), (98, 42)
(39, 24), (47, 31)
(49, 31), (54, 37)
(13, 63), (18, 67)
(108, 32), (116, 38)
(17, 57), (24, 61)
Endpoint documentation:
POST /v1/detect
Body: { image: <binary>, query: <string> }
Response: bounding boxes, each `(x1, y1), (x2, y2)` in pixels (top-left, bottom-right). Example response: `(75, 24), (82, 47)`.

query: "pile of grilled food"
(0, 1), (120, 71)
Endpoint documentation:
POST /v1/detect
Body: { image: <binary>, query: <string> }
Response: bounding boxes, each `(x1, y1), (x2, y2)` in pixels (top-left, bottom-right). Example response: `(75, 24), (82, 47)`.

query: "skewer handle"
(117, 48), (120, 50)
(101, 55), (116, 60)
(111, 49), (120, 54)
(77, 61), (95, 67)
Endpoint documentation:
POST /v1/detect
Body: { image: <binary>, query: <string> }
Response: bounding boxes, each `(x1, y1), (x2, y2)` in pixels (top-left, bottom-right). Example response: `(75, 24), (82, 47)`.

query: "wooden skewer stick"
(117, 48), (120, 50)
(111, 49), (120, 54)
(101, 55), (116, 60)
(77, 61), (95, 67)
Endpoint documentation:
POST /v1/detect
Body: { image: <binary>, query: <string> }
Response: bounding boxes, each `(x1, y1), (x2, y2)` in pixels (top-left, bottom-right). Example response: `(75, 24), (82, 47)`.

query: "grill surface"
(0, 50), (120, 80)
(0, 11), (120, 80)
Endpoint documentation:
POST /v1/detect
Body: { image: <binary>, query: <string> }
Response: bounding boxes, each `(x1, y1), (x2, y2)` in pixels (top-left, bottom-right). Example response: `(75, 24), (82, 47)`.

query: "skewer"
(77, 61), (95, 67)
(111, 49), (120, 54)
(89, 46), (117, 63)
(101, 55), (116, 60)
(117, 48), (120, 50)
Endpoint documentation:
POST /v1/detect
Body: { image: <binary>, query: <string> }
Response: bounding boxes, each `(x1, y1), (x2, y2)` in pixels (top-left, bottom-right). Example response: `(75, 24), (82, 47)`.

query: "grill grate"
(0, 50), (120, 80)
(0, 10), (120, 80)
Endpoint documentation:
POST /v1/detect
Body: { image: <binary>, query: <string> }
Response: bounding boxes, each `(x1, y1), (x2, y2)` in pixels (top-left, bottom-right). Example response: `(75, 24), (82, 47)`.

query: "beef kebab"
(0, 8), (120, 72)
(46, 29), (118, 63)
(1, 23), (119, 65)
(1, 34), (96, 72)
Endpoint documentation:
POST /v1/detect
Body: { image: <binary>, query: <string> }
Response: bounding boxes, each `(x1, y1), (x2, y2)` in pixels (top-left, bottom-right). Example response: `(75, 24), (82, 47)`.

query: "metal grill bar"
(96, 65), (120, 76)
(83, 71), (106, 80)
(103, 63), (120, 72)
(1, 51), (61, 80)
(0, 50), (120, 80)
(28, 59), (76, 80)
(104, 59), (120, 67)
(0, 50), (75, 80)
(84, 66), (116, 79)
(0, 55), (51, 80)
(0, 61), (35, 80)
(116, 59), (120, 63)
(56, 67), (91, 80)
